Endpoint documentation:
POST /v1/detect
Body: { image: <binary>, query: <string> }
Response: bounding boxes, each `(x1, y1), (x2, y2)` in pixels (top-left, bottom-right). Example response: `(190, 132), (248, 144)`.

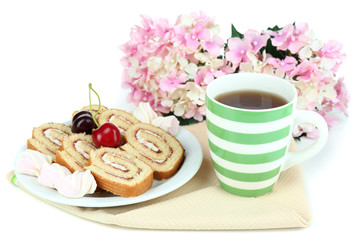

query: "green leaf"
(267, 25), (282, 32)
(178, 117), (203, 126)
(294, 132), (307, 142)
(260, 39), (282, 59)
(231, 24), (244, 39)
(162, 112), (205, 126)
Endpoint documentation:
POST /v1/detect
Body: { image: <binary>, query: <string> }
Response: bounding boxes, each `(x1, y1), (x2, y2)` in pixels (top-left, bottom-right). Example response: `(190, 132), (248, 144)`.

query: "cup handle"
(281, 110), (328, 171)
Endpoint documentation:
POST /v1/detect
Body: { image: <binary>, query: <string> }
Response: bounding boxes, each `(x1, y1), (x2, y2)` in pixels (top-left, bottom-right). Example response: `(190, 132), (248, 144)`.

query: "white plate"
(14, 127), (203, 207)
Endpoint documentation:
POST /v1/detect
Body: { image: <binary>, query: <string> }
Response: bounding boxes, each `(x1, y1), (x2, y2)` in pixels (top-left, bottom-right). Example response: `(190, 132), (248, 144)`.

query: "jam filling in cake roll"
(27, 123), (72, 159)
(56, 133), (96, 172)
(88, 147), (153, 198)
(98, 108), (140, 133)
(122, 123), (184, 180)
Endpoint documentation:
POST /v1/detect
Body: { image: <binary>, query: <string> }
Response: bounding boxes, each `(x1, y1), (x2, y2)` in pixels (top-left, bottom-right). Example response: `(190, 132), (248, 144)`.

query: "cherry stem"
(88, 83), (101, 127)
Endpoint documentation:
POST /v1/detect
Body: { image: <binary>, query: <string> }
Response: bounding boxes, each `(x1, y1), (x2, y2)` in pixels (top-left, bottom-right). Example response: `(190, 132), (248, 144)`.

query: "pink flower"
(175, 19), (222, 57)
(193, 68), (208, 85)
(194, 67), (225, 85)
(288, 22), (310, 53)
(204, 35), (224, 57)
(269, 24), (294, 49)
(159, 70), (187, 92)
(152, 18), (174, 41)
(191, 11), (215, 28)
(187, 29), (210, 51)
(334, 77), (350, 116)
(225, 37), (252, 65)
(244, 29), (269, 53)
(268, 23), (310, 54)
(183, 102), (205, 121)
(126, 89), (154, 107)
(318, 110), (340, 128)
(319, 40), (345, 60)
(290, 60), (316, 81)
(175, 24), (210, 52)
(267, 56), (298, 73)
(293, 123), (320, 139)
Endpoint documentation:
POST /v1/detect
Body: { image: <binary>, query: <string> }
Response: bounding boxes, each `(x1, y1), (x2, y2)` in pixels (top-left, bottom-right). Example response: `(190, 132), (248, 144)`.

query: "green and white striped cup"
(206, 73), (328, 197)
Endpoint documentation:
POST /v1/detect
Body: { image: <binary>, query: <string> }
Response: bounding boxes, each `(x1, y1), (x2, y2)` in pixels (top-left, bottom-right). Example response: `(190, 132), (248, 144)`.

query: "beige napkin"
(7, 121), (312, 230)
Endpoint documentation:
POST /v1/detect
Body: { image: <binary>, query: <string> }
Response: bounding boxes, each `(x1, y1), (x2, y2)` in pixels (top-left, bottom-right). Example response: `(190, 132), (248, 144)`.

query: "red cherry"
(92, 123), (123, 148)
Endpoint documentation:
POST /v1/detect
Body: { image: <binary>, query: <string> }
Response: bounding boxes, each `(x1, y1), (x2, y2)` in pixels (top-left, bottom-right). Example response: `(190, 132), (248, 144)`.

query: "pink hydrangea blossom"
(293, 123), (320, 139)
(204, 35), (224, 57)
(267, 56), (297, 73)
(244, 29), (269, 53)
(121, 16), (349, 134)
(121, 12), (226, 122)
(159, 71), (187, 92)
(225, 38), (252, 65)
(333, 77), (349, 116)
(223, 21), (349, 138)
(268, 22), (310, 54)
(320, 40), (345, 60)
(194, 67), (225, 85)
(289, 60), (316, 81)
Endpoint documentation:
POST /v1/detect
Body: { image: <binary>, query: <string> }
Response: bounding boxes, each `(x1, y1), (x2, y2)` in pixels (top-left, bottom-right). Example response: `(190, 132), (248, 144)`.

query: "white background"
(1, 0), (359, 239)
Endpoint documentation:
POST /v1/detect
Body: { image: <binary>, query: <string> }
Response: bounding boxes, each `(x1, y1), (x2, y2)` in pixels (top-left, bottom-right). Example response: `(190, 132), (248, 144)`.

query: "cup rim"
(206, 73), (297, 112)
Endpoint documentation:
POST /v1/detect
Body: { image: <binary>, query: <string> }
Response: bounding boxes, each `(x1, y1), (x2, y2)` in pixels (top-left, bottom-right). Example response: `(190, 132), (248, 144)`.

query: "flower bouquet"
(120, 12), (349, 138)
(225, 23), (349, 138)
(120, 12), (228, 125)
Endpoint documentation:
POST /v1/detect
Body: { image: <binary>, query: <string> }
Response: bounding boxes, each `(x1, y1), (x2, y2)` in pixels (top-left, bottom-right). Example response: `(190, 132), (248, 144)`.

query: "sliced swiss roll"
(122, 123), (184, 180)
(88, 147), (153, 198)
(56, 133), (97, 172)
(27, 123), (72, 159)
(98, 108), (140, 133)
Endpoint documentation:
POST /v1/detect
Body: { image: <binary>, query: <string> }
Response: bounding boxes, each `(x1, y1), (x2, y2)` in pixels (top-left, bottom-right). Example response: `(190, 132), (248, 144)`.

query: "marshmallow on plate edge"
(37, 163), (71, 188)
(55, 170), (97, 198)
(16, 149), (97, 199)
(15, 149), (53, 177)
(133, 102), (180, 135)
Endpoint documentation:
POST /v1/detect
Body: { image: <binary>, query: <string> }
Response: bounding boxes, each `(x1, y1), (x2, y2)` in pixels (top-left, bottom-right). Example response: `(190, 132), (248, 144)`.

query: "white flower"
(147, 57), (163, 72)
(127, 57), (139, 78)
(160, 99), (174, 108)
(319, 57), (336, 71)
(262, 65), (274, 75)
(186, 82), (205, 105)
(209, 24), (220, 35)
(164, 51), (187, 72)
(173, 100), (188, 116)
(318, 80), (337, 102)
(274, 68), (285, 78)
(294, 79), (319, 109)
(177, 14), (195, 27)
(194, 52), (224, 70)
(247, 50), (268, 72)
(185, 63), (198, 78)
(299, 30), (324, 59)
(311, 39), (323, 51)
(299, 46), (312, 59)
(168, 87), (187, 101)
(239, 62), (254, 72)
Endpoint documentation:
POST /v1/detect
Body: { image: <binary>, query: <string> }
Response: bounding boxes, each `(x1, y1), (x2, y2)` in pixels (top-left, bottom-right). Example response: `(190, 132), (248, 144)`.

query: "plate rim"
(14, 126), (203, 207)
